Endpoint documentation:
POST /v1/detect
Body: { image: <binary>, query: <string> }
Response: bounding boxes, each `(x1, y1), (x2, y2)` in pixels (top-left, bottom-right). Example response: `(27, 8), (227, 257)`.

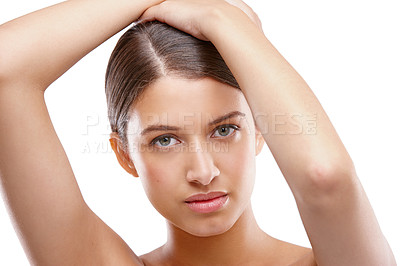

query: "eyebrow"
(140, 111), (246, 136)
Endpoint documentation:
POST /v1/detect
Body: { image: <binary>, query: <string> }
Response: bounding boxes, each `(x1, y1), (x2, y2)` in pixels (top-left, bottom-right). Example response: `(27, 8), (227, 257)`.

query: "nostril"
(213, 167), (221, 177)
(186, 165), (220, 186)
(185, 148), (220, 185)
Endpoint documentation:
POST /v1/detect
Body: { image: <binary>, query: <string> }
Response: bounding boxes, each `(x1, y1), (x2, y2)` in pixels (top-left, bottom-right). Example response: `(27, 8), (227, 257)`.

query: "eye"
(151, 135), (180, 148)
(212, 125), (239, 138)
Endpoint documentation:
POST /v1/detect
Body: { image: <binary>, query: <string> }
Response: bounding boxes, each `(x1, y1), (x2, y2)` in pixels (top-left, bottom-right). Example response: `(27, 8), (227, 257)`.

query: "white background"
(1, 1), (399, 265)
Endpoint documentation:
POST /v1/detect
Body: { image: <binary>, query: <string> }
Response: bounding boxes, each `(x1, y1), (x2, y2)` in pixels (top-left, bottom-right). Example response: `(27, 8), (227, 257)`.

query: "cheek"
(134, 151), (183, 208)
(223, 131), (256, 173)
(219, 133), (256, 197)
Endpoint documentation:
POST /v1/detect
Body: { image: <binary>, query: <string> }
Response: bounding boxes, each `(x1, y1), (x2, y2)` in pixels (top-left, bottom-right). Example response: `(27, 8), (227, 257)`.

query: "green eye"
(151, 135), (179, 148)
(159, 136), (171, 146)
(218, 126), (231, 136)
(213, 125), (239, 138)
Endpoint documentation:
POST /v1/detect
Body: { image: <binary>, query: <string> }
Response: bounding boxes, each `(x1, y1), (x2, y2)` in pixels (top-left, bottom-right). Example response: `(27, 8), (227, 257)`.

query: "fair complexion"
(111, 76), (313, 265)
(126, 77), (260, 238)
(128, 77), (264, 265)
(0, 0), (396, 266)
(0, 0), (166, 265)
(141, 0), (396, 265)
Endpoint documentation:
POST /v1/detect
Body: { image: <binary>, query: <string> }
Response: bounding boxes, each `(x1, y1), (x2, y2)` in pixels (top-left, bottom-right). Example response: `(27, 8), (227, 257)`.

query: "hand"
(140, 0), (263, 41)
(224, 0), (263, 32)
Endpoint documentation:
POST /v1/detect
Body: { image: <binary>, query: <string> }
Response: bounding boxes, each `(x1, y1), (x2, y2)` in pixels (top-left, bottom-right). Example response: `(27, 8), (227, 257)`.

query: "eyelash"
(149, 124), (240, 148)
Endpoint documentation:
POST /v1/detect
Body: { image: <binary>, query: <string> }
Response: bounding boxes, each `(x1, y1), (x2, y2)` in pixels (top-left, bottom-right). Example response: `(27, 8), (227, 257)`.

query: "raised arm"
(0, 0), (164, 265)
(141, 0), (396, 265)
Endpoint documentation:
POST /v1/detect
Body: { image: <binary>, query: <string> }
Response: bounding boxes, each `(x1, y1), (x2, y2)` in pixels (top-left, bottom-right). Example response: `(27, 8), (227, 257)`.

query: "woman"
(0, 0), (396, 265)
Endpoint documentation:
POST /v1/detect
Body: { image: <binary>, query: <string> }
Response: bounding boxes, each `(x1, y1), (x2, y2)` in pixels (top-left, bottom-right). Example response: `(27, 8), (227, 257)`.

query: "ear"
(109, 132), (139, 177)
(255, 126), (265, 156)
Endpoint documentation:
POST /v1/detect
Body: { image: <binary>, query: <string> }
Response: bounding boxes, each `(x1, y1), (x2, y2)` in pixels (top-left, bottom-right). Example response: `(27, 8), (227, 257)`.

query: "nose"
(185, 142), (220, 186)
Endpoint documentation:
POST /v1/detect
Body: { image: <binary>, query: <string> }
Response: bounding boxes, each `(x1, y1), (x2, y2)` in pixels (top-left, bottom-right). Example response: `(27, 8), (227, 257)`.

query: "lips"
(185, 192), (229, 214)
(185, 191), (227, 203)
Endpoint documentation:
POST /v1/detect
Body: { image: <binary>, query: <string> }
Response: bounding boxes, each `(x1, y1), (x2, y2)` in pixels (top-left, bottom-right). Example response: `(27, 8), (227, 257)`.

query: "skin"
(127, 77), (260, 238)
(112, 76), (311, 265)
(0, 0), (396, 265)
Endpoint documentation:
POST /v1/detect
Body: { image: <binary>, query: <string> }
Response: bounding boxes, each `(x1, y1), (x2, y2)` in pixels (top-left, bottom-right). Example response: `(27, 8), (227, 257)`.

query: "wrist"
(111, 0), (166, 17)
(202, 5), (259, 45)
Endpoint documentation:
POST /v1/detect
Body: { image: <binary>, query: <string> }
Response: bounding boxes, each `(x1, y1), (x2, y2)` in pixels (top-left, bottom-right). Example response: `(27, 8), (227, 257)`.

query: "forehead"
(127, 76), (252, 132)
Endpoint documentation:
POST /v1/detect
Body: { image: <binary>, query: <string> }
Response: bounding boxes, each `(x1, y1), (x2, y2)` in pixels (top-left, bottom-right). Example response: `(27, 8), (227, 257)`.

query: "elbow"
(384, 237), (397, 266)
(299, 159), (358, 208)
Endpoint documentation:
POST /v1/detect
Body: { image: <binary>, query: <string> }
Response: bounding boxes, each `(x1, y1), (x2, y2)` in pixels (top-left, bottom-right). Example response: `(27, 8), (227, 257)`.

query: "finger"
(140, 4), (167, 23)
(139, 2), (209, 41)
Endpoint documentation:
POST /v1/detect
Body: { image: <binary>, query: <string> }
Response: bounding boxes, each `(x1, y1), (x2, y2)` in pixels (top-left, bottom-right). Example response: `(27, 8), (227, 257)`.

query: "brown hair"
(105, 21), (240, 151)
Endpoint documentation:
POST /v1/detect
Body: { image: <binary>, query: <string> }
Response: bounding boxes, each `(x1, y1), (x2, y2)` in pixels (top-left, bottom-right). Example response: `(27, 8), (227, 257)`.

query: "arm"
(141, 1), (396, 265)
(0, 0), (164, 265)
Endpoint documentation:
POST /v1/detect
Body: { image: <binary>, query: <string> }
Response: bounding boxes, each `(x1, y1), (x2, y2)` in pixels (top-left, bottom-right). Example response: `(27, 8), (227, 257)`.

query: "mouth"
(185, 192), (229, 214)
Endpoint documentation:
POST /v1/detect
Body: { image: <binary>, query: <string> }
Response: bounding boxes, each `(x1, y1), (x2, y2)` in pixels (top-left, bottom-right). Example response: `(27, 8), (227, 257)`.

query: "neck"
(162, 204), (274, 265)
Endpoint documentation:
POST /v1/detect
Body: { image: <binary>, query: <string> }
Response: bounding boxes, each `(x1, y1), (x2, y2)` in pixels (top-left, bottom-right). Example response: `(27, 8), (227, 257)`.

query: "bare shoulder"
(271, 238), (316, 266)
(139, 246), (166, 266)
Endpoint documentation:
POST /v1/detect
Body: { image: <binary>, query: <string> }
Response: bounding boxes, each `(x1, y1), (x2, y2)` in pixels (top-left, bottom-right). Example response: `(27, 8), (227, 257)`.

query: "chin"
(179, 214), (238, 238)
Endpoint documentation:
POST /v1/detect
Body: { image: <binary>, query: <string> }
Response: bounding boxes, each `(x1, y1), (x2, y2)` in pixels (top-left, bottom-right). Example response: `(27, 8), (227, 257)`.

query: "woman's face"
(123, 76), (264, 237)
